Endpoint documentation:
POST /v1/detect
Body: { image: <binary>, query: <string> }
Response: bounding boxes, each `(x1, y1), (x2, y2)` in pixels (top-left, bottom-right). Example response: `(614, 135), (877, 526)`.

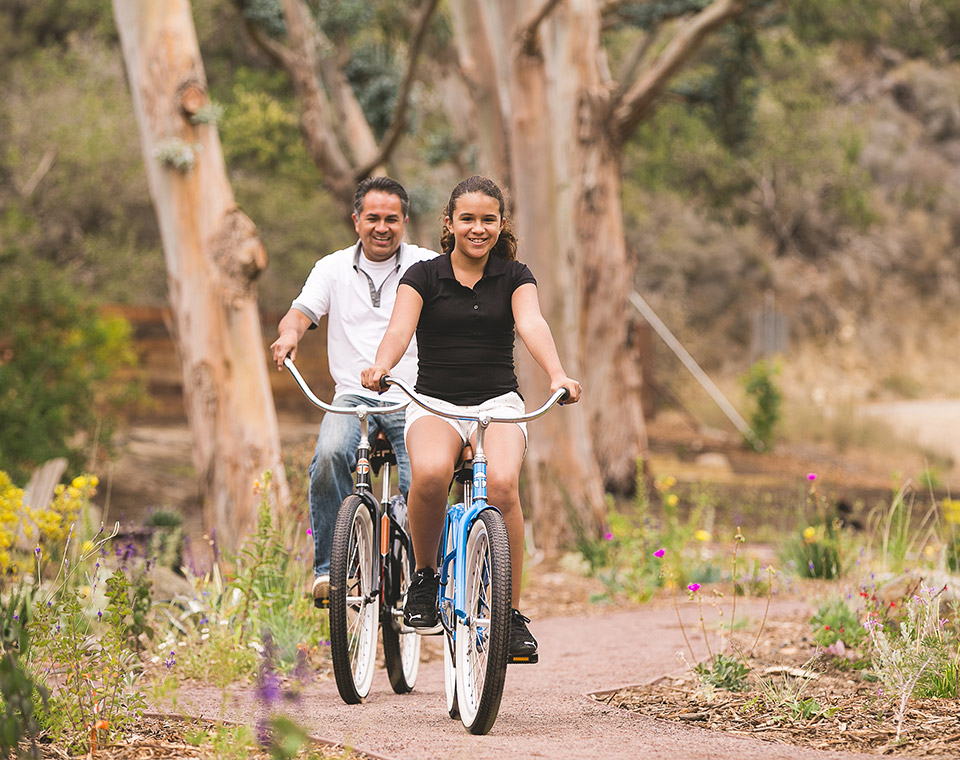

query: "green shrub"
(695, 652), (751, 692)
(783, 522), (843, 579)
(0, 256), (142, 483)
(0, 585), (48, 760)
(741, 358), (782, 451)
(811, 598), (864, 647)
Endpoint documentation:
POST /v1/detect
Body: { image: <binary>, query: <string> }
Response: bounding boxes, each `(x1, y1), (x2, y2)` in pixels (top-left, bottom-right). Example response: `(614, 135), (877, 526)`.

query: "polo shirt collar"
(437, 252), (509, 280)
(352, 241), (403, 272)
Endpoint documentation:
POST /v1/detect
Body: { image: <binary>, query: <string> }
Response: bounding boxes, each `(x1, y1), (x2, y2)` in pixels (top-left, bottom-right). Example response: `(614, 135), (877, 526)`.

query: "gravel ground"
(164, 598), (889, 760)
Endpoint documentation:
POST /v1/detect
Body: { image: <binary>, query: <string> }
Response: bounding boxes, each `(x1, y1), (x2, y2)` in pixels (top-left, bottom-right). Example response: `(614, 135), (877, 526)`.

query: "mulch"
(591, 616), (960, 757)
(29, 714), (369, 760)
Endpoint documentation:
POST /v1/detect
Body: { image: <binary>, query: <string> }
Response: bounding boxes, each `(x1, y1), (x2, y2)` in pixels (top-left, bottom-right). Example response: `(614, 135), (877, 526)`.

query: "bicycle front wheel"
(441, 525), (458, 718)
(329, 494), (380, 704)
(455, 509), (511, 735)
(382, 500), (420, 693)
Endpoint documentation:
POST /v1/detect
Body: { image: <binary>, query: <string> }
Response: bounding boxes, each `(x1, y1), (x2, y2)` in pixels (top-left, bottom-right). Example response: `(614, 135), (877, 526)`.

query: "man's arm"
(270, 308), (314, 370)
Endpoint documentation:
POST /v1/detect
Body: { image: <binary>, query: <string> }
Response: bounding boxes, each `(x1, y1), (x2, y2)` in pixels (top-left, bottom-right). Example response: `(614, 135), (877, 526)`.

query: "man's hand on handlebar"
(270, 330), (299, 371)
(360, 365), (391, 393)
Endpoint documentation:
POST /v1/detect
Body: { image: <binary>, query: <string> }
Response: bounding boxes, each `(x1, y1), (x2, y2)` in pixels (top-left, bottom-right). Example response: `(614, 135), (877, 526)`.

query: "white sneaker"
(312, 574), (330, 603)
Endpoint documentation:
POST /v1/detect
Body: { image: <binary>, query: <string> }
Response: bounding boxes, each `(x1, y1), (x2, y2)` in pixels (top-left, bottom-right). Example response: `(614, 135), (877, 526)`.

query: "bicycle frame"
(382, 375), (567, 630)
(284, 357), (409, 603)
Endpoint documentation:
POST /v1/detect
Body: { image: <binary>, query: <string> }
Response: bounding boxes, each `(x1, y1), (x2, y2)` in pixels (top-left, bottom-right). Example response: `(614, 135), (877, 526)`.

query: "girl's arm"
(360, 284), (423, 391)
(512, 283), (582, 403)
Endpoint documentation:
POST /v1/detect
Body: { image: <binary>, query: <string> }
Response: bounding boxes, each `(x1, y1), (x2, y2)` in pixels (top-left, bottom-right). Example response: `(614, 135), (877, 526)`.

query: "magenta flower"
(687, 583), (701, 592)
(604, 531), (614, 541)
(807, 473), (817, 481)
(654, 548), (665, 558)
(306, 528), (313, 536)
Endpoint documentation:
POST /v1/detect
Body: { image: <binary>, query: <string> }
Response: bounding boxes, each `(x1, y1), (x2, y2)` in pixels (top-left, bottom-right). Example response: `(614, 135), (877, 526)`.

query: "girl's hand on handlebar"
(361, 365), (390, 393)
(552, 376), (582, 404)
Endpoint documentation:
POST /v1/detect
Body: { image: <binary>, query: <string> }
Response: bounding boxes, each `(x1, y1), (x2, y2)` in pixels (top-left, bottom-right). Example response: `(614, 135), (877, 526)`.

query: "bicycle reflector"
(381, 512), (390, 556)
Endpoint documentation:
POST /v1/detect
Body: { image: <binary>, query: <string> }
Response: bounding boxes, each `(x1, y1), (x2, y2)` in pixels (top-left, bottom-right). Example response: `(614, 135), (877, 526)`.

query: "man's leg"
(308, 403), (362, 591)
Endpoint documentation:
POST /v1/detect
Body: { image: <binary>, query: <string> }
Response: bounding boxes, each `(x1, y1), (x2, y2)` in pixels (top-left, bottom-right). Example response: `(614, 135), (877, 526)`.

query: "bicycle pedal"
(508, 653), (539, 664)
(313, 598), (330, 609)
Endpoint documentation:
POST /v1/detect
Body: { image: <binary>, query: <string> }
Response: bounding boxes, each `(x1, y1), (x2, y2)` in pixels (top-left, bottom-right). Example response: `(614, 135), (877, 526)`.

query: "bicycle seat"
(369, 431), (397, 475)
(453, 444), (474, 485)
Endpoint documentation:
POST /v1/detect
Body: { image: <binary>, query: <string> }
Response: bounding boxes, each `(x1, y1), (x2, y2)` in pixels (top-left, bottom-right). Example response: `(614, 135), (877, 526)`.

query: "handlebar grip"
(558, 388), (571, 403)
(379, 375), (391, 392)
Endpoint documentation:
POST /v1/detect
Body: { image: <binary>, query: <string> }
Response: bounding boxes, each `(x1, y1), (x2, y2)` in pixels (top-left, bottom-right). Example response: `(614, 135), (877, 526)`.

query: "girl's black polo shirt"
(401, 253), (536, 405)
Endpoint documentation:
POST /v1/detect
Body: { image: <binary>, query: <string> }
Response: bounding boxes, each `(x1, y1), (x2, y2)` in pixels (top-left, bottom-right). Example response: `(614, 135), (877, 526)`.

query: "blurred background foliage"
(2, 0), (960, 475)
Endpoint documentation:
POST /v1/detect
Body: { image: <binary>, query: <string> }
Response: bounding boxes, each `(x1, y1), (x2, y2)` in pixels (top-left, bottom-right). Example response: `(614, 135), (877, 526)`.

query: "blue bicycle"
(382, 375), (568, 734)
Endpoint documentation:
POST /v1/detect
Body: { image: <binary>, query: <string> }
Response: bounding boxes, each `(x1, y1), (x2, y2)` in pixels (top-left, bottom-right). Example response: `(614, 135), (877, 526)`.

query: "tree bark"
(447, 0), (748, 546)
(113, 0), (289, 555)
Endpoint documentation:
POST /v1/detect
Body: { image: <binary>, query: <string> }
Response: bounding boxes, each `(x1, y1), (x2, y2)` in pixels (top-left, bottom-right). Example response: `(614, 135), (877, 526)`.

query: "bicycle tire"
(329, 494), (380, 704)
(382, 499), (420, 693)
(455, 509), (511, 734)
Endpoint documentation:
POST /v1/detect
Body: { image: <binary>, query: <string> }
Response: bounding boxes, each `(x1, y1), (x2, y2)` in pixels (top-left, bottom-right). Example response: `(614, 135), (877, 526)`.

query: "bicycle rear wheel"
(382, 499), (420, 693)
(455, 508), (511, 734)
(329, 494), (380, 704)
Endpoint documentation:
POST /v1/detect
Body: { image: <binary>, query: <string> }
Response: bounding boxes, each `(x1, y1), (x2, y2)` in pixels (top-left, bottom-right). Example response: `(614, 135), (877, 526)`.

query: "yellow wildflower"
(665, 494), (679, 507)
(942, 498), (960, 525)
(695, 529), (712, 542)
(803, 526), (816, 543)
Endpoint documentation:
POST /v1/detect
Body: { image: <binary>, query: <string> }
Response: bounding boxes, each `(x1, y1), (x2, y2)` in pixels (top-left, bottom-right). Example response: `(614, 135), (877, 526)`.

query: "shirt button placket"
(473, 294), (479, 318)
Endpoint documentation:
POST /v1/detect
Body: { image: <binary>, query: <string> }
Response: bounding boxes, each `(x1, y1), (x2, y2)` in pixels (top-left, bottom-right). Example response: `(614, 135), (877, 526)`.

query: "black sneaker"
(403, 568), (441, 633)
(509, 609), (539, 663)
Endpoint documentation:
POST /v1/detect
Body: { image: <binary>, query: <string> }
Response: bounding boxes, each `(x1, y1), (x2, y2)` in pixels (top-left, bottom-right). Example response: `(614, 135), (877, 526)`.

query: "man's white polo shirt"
(291, 241), (438, 403)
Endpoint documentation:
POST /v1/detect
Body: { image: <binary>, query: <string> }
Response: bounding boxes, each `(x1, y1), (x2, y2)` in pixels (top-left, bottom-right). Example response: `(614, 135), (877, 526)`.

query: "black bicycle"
(284, 357), (420, 703)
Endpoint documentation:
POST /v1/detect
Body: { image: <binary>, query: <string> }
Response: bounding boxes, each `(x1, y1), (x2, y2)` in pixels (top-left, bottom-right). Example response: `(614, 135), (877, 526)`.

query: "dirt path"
(859, 399), (960, 476)
(169, 599), (881, 760)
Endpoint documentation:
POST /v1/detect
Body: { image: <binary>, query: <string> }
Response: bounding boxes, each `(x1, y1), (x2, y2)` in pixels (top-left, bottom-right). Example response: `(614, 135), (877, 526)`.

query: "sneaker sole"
(407, 622), (443, 635)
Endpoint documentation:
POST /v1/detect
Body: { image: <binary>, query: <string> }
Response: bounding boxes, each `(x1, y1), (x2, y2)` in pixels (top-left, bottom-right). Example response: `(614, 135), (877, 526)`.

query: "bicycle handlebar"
(283, 357), (407, 415)
(380, 375), (569, 424)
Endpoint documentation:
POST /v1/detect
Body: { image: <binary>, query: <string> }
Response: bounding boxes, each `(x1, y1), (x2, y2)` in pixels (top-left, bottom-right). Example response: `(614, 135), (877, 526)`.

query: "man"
(270, 176), (437, 603)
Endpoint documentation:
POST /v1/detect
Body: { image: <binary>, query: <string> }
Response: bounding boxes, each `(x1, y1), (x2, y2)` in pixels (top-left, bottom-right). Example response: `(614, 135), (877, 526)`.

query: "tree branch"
(610, 0), (748, 143)
(278, 0), (356, 219)
(354, 0), (441, 181)
(612, 24), (661, 98)
(600, 0), (631, 16)
(517, 0), (564, 56)
(240, 15), (297, 71)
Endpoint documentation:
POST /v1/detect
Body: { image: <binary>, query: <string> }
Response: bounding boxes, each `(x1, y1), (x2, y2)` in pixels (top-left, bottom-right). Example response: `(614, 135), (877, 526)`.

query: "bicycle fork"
(440, 416), (496, 632)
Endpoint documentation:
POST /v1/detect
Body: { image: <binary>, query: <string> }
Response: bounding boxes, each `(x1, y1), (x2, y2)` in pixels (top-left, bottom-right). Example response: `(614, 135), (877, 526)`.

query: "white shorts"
(404, 391), (528, 449)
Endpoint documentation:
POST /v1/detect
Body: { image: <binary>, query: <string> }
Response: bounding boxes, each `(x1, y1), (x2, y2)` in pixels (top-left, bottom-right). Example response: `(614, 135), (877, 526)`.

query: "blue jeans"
(308, 395), (410, 576)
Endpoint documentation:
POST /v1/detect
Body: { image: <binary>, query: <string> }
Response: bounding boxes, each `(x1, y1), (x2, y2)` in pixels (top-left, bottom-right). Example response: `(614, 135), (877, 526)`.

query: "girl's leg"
(478, 423), (527, 608)
(405, 416), (462, 571)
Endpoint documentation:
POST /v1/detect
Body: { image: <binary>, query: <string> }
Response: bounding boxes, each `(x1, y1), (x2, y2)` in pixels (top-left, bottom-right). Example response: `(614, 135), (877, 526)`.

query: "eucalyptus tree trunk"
(113, 0), (289, 554)
(449, 0), (748, 547)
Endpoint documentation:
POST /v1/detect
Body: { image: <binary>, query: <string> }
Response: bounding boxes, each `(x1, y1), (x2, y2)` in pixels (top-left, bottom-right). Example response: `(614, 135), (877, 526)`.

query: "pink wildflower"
(807, 473), (817, 481)
(654, 548), (665, 558)
(687, 583), (701, 592)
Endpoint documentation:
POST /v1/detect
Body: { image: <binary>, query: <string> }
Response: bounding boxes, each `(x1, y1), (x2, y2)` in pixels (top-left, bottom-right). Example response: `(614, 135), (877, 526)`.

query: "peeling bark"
(113, 0), (289, 554)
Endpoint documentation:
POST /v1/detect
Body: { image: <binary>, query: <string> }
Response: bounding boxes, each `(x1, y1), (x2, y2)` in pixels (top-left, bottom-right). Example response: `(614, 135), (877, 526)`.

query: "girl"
(361, 175), (580, 659)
